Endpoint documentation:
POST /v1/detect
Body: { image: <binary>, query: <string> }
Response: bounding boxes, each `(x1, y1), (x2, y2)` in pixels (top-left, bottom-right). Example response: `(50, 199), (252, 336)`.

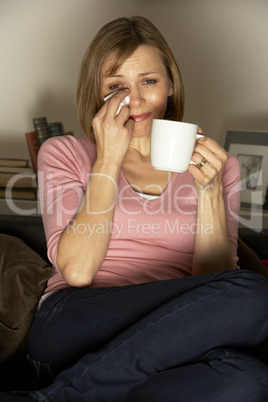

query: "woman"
(25, 16), (268, 401)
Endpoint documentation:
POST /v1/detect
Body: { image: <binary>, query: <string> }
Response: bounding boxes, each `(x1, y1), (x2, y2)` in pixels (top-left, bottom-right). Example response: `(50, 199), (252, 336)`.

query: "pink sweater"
(38, 135), (241, 292)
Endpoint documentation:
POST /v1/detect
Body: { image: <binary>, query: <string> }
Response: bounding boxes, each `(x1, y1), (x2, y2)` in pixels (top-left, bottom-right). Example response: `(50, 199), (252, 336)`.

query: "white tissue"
(104, 91), (130, 116)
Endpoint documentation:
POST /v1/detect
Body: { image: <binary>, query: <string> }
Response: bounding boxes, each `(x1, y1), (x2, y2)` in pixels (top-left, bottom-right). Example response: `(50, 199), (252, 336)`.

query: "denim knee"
(125, 349), (268, 402)
(203, 348), (268, 402)
(214, 270), (268, 344)
(232, 270), (268, 316)
(214, 269), (268, 312)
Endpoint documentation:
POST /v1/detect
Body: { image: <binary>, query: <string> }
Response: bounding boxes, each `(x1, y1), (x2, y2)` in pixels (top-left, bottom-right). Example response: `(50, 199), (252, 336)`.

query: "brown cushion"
(0, 234), (54, 362)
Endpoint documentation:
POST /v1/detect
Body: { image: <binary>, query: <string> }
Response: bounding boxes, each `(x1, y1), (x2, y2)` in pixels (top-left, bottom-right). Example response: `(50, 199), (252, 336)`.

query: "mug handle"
(189, 134), (205, 166)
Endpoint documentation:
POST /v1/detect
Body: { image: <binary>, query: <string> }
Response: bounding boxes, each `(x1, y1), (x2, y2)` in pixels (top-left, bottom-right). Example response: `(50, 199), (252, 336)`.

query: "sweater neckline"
(119, 168), (177, 207)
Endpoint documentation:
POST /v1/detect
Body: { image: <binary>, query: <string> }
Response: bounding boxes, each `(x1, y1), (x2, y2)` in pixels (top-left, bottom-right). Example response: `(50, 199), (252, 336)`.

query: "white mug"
(150, 119), (203, 173)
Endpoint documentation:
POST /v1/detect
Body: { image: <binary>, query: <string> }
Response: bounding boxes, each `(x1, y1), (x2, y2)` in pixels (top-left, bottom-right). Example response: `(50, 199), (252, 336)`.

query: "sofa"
(0, 213), (268, 393)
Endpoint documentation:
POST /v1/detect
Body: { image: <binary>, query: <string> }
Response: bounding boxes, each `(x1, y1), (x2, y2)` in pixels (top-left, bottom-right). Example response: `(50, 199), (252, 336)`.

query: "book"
(0, 165), (33, 173)
(0, 158), (29, 168)
(48, 121), (64, 137)
(33, 117), (67, 146)
(0, 159), (37, 200)
(33, 117), (51, 147)
(0, 187), (37, 200)
(0, 171), (37, 189)
(25, 131), (39, 173)
(25, 124), (73, 173)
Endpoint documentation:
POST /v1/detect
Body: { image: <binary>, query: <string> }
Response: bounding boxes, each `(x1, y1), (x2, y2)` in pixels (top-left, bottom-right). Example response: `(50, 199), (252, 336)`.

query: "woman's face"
(100, 45), (173, 138)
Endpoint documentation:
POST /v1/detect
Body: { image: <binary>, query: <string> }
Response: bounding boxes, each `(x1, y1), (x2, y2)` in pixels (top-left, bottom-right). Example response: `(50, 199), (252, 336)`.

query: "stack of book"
(25, 117), (73, 173)
(0, 158), (37, 200)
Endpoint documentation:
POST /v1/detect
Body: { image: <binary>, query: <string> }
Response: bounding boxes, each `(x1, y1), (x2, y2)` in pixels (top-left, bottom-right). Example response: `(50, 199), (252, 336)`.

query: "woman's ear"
(168, 81), (174, 97)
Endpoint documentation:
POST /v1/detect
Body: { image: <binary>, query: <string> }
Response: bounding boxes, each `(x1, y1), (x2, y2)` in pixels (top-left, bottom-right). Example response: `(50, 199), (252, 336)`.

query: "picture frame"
(224, 130), (268, 209)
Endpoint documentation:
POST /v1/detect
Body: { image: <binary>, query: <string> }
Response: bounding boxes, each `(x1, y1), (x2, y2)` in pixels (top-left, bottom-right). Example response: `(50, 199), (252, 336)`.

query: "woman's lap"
(28, 271), (215, 371)
(28, 269), (268, 400)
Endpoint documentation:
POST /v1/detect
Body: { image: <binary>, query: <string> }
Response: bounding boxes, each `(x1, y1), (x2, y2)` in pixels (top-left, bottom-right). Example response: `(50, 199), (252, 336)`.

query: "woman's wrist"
(196, 183), (224, 217)
(93, 157), (122, 178)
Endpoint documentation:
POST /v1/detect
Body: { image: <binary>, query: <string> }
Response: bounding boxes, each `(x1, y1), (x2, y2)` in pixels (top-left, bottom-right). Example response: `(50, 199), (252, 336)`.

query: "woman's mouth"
(129, 112), (151, 123)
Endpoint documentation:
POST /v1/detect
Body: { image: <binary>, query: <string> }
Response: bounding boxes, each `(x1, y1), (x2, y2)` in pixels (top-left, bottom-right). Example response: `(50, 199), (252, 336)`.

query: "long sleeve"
(37, 135), (96, 269)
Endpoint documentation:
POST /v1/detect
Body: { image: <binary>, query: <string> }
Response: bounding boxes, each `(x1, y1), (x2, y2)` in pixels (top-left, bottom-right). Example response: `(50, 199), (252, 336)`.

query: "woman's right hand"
(56, 90), (134, 287)
(92, 89), (134, 166)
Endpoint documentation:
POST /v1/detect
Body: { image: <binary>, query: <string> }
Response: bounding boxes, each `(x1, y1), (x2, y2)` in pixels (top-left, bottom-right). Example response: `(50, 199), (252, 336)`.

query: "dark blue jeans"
(28, 270), (268, 401)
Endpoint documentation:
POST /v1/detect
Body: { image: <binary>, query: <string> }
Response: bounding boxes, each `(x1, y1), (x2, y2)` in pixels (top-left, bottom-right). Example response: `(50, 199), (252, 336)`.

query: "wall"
(1, 0), (268, 160)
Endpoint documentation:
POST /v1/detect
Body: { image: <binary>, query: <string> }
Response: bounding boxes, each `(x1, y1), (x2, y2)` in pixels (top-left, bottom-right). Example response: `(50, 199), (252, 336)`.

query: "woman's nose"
(128, 87), (144, 108)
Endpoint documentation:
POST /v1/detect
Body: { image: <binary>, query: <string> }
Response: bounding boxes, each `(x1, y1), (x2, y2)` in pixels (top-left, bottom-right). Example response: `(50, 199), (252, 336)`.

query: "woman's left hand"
(188, 128), (228, 192)
(189, 128), (234, 274)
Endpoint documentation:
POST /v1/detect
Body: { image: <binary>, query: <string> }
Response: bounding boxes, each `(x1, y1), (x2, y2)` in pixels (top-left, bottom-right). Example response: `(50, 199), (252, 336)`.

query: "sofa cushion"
(0, 215), (48, 264)
(0, 234), (54, 362)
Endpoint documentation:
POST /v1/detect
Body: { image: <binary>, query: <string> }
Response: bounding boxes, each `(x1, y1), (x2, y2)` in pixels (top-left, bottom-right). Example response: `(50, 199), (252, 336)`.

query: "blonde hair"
(76, 16), (185, 142)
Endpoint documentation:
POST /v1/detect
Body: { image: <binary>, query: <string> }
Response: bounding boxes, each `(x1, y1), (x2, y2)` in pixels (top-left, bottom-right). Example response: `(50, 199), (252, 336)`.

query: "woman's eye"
(110, 84), (120, 89)
(144, 79), (157, 85)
